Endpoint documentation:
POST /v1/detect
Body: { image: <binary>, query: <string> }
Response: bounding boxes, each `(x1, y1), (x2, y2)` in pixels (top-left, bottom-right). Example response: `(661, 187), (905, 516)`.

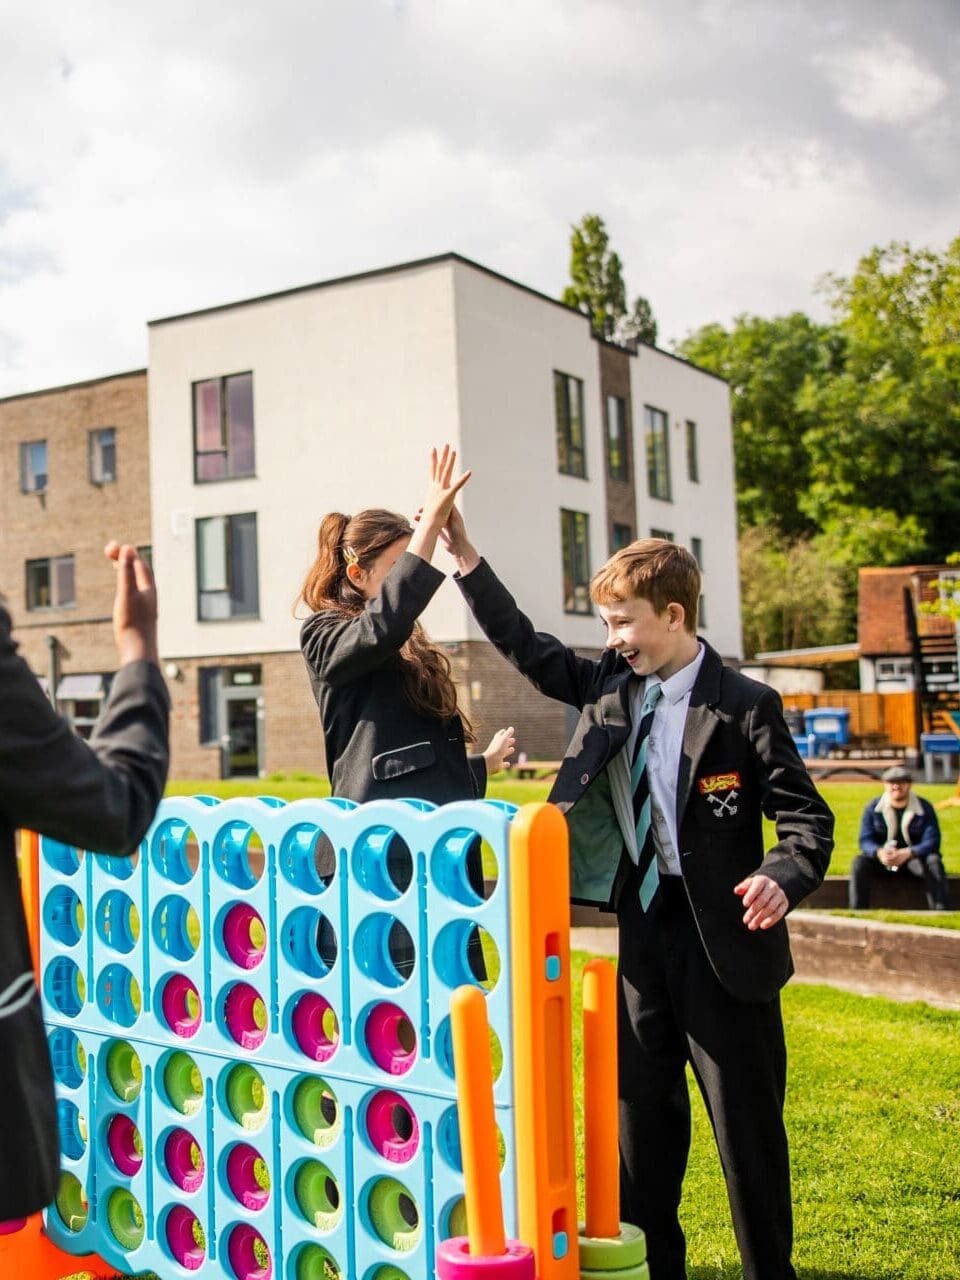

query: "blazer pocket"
(371, 741), (436, 781)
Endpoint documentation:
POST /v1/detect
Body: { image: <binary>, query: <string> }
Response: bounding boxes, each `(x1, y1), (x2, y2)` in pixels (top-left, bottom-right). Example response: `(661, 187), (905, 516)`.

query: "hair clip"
(342, 544), (360, 567)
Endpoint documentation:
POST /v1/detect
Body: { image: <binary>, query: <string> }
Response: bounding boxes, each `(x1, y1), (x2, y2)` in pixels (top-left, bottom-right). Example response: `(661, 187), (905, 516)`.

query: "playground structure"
(2, 797), (640, 1280)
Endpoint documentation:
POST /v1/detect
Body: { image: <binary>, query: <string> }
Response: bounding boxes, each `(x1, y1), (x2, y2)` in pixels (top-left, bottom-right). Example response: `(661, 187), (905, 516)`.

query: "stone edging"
(570, 915), (960, 1011)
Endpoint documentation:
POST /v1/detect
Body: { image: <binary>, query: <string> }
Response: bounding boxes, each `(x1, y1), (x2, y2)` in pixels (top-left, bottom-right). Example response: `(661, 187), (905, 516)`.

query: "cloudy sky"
(1, 0), (957, 397)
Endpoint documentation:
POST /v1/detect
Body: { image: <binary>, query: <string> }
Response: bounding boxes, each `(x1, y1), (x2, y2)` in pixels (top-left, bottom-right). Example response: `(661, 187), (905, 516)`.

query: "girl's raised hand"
(422, 444), (471, 529)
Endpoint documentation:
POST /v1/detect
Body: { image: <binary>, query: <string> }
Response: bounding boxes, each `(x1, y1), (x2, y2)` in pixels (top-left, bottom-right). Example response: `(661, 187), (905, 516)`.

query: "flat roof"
(751, 642), (861, 668)
(148, 251), (728, 385)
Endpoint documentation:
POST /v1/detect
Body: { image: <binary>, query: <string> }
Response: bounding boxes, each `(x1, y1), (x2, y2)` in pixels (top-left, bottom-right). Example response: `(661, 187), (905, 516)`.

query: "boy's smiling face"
(599, 594), (698, 680)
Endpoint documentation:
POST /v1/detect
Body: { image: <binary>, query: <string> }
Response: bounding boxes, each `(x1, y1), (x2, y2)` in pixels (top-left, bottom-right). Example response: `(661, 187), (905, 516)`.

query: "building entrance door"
(221, 691), (263, 778)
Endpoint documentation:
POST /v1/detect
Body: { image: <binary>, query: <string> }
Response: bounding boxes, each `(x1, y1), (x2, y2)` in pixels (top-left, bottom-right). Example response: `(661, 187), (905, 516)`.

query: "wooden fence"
(780, 691), (918, 749)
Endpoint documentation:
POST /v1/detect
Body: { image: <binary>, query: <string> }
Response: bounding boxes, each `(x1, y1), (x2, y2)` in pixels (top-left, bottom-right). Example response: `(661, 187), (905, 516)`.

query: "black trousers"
(617, 875), (796, 1280)
(849, 852), (952, 910)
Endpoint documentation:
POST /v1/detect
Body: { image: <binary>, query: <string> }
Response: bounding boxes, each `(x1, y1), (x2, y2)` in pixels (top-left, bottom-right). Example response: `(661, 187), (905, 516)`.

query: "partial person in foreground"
(850, 764), (951, 910)
(443, 516), (834, 1280)
(0, 543), (170, 1221)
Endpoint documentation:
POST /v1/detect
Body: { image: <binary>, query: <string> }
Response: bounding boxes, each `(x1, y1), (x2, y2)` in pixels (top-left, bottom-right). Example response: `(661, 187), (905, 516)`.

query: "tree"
(562, 213), (658, 345)
(738, 527), (847, 657)
(800, 238), (960, 560)
(677, 313), (831, 537)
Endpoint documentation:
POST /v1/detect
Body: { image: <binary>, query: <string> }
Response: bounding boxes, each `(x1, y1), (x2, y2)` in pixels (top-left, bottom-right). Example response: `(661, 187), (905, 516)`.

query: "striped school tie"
(631, 681), (664, 910)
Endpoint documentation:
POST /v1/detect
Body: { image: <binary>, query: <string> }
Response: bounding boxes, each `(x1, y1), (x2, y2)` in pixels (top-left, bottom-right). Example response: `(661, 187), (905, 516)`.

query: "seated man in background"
(850, 765), (952, 910)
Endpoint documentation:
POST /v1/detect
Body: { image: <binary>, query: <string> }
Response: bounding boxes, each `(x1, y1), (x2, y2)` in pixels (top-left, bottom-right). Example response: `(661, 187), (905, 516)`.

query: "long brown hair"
(298, 508), (474, 739)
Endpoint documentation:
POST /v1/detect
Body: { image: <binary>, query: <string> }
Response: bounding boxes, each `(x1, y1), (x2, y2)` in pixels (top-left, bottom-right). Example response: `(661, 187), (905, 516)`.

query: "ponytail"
(297, 507), (474, 741)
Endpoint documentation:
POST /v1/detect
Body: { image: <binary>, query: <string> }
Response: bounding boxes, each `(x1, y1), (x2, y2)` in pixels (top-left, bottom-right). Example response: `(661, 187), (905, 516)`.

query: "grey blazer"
(301, 552), (485, 804)
(0, 606), (170, 1219)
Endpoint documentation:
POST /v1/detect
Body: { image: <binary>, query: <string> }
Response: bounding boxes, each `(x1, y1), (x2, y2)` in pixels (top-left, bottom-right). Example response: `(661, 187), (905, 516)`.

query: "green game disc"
(164, 1051), (203, 1115)
(54, 1173), (88, 1233)
(292, 1077), (340, 1147)
(106, 1040), (143, 1102)
(226, 1063), (268, 1130)
(295, 1243), (343, 1280)
(106, 1188), (145, 1251)
(367, 1178), (421, 1252)
(294, 1161), (342, 1232)
(578, 1222), (647, 1269)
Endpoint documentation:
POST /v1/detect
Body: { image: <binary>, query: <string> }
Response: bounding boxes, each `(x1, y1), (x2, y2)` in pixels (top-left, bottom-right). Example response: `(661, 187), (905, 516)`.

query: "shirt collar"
(642, 642), (705, 706)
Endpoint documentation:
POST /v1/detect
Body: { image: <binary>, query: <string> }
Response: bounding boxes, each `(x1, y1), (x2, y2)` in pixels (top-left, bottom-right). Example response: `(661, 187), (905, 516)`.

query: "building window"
(19, 440), (48, 494)
(612, 522), (633, 552)
(137, 545), (153, 570)
(686, 419), (699, 483)
(26, 555), (75, 610)
(554, 371), (587, 478)
(89, 428), (117, 484)
(644, 405), (671, 501)
(560, 509), (592, 614)
(650, 528), (674, 542)
(196, 513), (259, 620)
(193, 372), (255, 483)
(606, 395), (628, 482)
(690, 538), (705, 625)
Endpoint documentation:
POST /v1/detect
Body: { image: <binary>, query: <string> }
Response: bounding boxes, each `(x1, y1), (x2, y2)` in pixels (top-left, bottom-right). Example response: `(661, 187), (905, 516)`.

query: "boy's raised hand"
(105, 541), (160, 668)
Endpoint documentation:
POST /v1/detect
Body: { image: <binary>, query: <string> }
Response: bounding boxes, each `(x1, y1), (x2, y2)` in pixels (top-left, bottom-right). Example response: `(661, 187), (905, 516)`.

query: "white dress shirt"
(624, 644), (705, 876)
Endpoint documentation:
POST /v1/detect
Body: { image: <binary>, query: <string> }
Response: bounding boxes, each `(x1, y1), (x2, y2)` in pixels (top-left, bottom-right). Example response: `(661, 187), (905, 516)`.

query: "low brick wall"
(786, 913), (960, 1010)
(801, 874), (960, 911)
(570, 908), (960, 1011)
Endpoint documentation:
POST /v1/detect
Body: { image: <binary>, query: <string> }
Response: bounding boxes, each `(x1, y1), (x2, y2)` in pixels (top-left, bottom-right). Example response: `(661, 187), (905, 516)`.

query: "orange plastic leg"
(583, 957), (619, 1238)
(450, 984), (508, 1257)
(509, 803), (579, 1280)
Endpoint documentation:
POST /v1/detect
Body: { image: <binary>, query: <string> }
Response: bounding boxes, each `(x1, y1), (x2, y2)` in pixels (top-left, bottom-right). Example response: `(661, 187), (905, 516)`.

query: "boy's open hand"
(105, 541), (160, 668)
(734, 873), (788, 930)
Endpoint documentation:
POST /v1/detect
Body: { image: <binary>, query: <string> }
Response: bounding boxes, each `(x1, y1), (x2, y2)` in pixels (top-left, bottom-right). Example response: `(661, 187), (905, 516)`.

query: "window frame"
(192, 371), (256, 484)
(611, 522), (633, 552)
(644, 404), (671, 501)
(195, 512), (260, 622)
(685, 419), (700, 484)
(88, 427), (117, 485)
(560, 508), (593, 615)
(25, 554), (75, 611)
(19, 439), (48, 494)
(554, 370), (587, 479)
(605, 394), (629, 482)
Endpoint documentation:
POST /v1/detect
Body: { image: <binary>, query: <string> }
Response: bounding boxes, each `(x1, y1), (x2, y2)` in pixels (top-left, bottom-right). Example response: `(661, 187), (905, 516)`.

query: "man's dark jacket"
(457, 561), (834, 1003)
(0, 607), (169, 1219)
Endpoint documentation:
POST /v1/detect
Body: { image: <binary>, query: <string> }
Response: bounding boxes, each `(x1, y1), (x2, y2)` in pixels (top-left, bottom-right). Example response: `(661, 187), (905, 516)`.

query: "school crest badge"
(698, 771), (741, 818)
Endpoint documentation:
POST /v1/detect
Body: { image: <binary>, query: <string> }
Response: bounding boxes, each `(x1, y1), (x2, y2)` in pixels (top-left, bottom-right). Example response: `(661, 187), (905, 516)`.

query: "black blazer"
(457, 560), (834, 1002)
(0, 607), (170, 1219)
(301, 552), (485, 804)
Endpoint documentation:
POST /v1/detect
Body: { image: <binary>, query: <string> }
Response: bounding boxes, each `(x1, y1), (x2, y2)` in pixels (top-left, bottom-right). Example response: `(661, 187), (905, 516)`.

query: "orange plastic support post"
(583, 957), (619, 1238)
(18, 830), (42, 981)
(450, 985), (507, 1257)
(509, 803), (578, 1280)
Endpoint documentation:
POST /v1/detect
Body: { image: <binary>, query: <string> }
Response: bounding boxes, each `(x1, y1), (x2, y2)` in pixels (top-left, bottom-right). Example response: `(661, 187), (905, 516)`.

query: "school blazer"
(301, 552), (485, 804)
(457, 560), (834, 1003)
(0, 607), (170, 1219)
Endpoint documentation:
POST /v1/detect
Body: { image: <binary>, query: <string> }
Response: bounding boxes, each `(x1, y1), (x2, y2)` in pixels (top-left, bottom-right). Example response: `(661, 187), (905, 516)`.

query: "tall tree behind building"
(561, 213), (658, 346)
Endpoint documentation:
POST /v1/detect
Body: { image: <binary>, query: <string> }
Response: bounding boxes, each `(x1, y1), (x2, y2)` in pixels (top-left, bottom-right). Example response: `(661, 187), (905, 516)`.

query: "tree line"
(562, 216), (960, 656)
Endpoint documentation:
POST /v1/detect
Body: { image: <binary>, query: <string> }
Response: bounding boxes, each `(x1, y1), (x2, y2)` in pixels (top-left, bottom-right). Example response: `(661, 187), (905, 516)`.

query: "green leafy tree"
(800, 238), (960, 559)
(562, 213), (657, 345)
(678, 313), (831, 537)
(738, 526), (848, 656)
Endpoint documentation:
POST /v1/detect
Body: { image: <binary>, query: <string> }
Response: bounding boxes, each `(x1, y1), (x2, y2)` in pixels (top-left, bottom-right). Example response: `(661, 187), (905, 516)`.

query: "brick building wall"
(0, 370), (151, 685)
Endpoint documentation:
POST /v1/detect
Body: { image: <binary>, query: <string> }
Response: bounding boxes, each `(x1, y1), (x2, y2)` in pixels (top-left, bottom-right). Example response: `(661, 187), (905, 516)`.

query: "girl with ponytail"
(298, 445), (514, 805)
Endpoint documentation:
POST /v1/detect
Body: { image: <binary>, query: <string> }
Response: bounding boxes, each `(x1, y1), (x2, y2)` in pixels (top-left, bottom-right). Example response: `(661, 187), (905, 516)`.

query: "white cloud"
(815, 34), (948, 125)
(0, 2), (957, 396)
